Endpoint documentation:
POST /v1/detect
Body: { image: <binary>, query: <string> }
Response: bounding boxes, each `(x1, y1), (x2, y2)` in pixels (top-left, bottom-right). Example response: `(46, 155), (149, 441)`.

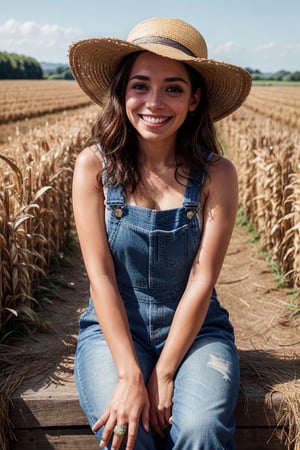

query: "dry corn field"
(0, 80), (98, 339)
(217, 86), (300, 289)
(0, 80), (92, 124)
(0, 80), (299, 340)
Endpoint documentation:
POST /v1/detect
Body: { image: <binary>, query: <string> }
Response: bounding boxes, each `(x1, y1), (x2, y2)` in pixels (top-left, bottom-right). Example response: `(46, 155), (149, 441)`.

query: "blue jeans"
(74, 293), (240, 450)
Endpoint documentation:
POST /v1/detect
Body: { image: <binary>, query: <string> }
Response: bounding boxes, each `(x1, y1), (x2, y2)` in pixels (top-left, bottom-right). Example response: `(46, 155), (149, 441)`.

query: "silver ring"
(113, 424), (128, 436)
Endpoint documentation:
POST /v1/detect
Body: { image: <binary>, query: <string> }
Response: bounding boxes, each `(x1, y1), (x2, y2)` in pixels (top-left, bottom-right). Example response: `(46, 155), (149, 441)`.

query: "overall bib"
(74, 164), (240, 450)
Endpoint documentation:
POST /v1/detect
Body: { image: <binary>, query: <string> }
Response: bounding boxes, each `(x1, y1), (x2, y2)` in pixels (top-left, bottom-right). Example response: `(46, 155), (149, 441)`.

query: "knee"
(176, 410), (222, 435)
(170, 411), (233, 447)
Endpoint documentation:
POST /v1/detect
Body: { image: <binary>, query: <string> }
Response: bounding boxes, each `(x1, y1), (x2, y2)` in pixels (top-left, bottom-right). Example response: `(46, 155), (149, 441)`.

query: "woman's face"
(125, 52), (200, 146)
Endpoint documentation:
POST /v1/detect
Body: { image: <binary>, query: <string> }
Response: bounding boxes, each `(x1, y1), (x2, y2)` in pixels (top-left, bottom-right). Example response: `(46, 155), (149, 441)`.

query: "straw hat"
(69, 17), (252, 121)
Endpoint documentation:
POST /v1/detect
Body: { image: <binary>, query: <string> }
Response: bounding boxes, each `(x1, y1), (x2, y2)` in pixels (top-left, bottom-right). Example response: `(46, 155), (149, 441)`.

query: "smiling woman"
(69, 16), (251, 450)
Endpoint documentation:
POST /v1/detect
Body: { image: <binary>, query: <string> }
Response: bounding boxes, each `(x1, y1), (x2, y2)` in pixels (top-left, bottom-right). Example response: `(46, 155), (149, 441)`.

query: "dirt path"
(218, 225), (299, 351)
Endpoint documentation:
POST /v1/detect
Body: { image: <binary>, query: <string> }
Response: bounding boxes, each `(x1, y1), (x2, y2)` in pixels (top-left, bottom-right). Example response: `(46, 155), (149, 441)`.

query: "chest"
(127, 172), (188, 210)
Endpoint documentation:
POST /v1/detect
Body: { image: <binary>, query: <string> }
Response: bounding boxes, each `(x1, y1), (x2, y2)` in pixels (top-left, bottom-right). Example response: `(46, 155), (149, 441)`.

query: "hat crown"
(127, 17), (208, 59)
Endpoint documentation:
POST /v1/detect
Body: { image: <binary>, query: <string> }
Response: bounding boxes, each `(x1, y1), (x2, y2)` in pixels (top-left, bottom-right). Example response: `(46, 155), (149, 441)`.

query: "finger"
(149, 406), (163, 437)
(163, 405), (172, 429)
(125, 422), (138, 450)
(110, 423), (129, 450)
(93, 410), (109, 432)
(99, 416), (117, 448)
(111, 433), (125, 450)
(150, 414), (164, 437)
(157, 409), (169, 431)
(141, 403), (150, 432)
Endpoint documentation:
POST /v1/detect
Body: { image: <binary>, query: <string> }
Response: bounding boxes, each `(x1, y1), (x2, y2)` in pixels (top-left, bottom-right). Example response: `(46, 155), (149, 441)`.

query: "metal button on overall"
(186, 209), (195, 220)
(114, 207), (123, 218)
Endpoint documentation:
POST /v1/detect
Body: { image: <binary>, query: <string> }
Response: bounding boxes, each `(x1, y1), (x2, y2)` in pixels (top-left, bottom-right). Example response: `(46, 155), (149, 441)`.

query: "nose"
(147, 89), (164, 109)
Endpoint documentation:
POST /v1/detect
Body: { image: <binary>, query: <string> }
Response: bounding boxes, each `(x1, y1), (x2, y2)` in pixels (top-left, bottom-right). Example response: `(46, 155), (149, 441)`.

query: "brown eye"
(132, 83), (147, 90)
(167, 86), (184, 93)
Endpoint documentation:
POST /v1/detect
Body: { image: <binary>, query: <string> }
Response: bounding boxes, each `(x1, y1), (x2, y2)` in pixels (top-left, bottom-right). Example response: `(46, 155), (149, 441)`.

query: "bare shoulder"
(207, 154), (237, 184)
(209, 154), (236, 174)
(203, 155), (238, 200)
(75, 144), (103, 173)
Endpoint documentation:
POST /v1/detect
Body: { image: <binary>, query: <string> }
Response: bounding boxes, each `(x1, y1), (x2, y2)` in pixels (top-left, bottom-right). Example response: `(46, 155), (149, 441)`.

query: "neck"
(137, 137), (177, 171)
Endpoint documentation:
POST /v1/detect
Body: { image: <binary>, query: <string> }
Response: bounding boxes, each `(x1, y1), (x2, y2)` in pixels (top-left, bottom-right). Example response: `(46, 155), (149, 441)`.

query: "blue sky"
(0, 0), (299, 72)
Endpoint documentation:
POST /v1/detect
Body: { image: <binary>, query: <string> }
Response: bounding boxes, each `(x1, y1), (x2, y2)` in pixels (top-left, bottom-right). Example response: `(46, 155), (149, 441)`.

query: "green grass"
(235, 206), (300, 317)
(252, 80), (300, 87)
(286, 289), (300, 317)
(235, 205), (260, 243)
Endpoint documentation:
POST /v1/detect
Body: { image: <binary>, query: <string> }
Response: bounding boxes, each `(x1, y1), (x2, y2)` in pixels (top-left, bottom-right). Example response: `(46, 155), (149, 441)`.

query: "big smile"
(140, 115), (171, 124)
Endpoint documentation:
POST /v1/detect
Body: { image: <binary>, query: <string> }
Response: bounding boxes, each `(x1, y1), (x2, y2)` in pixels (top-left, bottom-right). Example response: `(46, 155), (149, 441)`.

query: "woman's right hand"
(93, 373), (150, 450)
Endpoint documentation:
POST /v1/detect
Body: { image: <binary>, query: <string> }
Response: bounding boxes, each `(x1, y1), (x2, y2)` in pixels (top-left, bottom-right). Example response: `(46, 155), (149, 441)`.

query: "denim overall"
(74, 161), (240, 450)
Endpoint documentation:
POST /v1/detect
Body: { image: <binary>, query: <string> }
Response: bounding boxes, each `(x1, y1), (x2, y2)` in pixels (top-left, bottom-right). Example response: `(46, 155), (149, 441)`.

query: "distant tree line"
(0, 51), (43, 79)
(246, 67), (300, 82)
(0, 52), (73, 80)
(43, 65), (74, 80)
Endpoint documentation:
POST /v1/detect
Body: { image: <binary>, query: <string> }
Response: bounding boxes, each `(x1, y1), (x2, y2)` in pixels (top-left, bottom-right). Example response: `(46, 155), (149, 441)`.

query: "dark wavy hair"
(88, 51), (222, 193)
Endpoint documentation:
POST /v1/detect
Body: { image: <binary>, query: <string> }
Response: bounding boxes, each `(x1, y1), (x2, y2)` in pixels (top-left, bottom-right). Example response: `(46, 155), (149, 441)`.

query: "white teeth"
(142, 115), (168, 124)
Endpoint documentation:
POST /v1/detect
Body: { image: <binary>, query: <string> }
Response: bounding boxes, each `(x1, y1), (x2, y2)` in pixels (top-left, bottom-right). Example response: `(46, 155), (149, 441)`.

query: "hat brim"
(69, 37), (252, 122)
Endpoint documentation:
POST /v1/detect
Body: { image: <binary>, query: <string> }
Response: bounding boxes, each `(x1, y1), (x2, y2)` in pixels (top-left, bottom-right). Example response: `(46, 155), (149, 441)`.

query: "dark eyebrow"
(129, 75), (189, 85)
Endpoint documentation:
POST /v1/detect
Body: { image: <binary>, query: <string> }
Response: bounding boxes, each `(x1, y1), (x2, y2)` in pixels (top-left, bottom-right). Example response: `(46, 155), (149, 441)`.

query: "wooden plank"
(10, 375), (282, 429)
(234, 428), (288, 450)
(234, 382), (280, 427)
(10, 372), (288, 450)
(11, 427), (288, 450)
(10, 374), (88, 428)
(11, 428), (98, 450)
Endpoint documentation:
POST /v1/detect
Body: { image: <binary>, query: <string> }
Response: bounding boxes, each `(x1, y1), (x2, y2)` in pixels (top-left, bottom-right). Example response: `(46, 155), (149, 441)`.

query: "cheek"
(125, 99), (140, 129)
(173, 99), (192, 116)
(125, 95), (140, 114)
(125, 97), (134, 118)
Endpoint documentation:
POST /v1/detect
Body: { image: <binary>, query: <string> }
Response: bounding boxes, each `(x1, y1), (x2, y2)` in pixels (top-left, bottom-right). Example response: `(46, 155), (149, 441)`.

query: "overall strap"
(96, 144), (126, 207)
(105, 185), (125, 206)
(183, 151), (214, 207)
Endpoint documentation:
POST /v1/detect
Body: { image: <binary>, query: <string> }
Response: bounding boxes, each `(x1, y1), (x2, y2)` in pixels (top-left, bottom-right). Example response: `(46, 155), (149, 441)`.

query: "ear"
(189, 88), (201, 111)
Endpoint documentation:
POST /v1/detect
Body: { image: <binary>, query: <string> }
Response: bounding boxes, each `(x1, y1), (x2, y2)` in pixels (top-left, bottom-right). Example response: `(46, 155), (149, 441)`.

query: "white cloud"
(253, 41), (300, 54)
(211, 40), (242, 55)
(254, 42), (277, 52)
(0, 18), (82, 61)
(0, 18), (81, 38)
(20, 21), (40, 35)
(206, 38), (300, 71)
(41, 23), (81, 37)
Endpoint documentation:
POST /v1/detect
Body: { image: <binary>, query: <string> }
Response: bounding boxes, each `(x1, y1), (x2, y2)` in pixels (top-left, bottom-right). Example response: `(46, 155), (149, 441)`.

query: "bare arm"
(72, 146), (149, 449)
(147, 156), (238, 433)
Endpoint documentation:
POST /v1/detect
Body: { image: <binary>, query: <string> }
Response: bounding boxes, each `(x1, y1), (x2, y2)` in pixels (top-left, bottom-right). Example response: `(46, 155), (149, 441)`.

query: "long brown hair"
(88, 51), (222, 193)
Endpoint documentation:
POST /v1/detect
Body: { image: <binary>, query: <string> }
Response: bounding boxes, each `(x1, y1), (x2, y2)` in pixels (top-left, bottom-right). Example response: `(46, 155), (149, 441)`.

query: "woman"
(69, 17), (251, 450)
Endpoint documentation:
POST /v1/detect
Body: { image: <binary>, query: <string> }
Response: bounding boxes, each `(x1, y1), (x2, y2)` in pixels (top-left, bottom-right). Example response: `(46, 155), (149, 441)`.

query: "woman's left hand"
(147, 367), (174, 437)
